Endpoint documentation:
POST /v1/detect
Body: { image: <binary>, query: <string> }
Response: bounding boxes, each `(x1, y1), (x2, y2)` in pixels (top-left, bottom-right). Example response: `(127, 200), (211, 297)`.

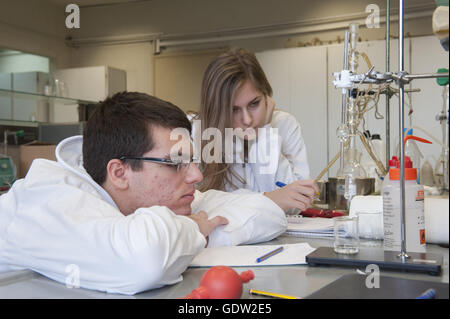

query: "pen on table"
(249, 289), (299, 299)
(275, 181), (321, 201)
(416, 288), (436, 299)
(256, 246), (284, 263)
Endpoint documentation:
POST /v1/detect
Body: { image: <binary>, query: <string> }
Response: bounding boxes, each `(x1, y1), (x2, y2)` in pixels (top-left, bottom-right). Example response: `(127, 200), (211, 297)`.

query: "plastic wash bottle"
(382, 156), (426, 253)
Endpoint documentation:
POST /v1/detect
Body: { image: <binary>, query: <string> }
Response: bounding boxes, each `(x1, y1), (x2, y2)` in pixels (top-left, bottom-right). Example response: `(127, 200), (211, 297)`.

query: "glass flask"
(337, 148), (367, 201)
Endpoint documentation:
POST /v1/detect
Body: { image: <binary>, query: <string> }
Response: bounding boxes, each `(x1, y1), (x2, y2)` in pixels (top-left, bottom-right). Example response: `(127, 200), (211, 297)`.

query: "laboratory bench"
(0, 234), (448, 299)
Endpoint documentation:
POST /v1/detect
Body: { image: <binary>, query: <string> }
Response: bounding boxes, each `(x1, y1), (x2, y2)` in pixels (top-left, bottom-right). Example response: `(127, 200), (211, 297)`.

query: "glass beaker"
(334, 216), (359, 254)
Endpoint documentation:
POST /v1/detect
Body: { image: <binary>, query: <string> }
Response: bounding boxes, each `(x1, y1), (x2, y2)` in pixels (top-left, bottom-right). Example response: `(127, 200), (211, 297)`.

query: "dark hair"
(83, 91), (191, 185)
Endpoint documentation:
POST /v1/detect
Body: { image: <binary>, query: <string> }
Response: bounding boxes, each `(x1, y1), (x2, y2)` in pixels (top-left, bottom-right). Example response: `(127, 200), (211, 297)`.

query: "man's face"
(126, 126), (203, 216)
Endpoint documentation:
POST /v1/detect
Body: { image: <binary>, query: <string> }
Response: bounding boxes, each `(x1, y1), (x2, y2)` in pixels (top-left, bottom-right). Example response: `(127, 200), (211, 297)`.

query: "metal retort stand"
(307, 0), (448, 276)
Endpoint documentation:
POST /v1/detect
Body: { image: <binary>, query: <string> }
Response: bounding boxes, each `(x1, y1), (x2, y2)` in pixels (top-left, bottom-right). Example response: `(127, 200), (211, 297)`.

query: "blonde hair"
(198, 48), (273, 191)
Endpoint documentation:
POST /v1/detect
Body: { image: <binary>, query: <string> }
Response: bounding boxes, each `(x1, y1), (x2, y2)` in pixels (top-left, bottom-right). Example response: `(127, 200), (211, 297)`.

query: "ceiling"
(45, 0), (153, 8)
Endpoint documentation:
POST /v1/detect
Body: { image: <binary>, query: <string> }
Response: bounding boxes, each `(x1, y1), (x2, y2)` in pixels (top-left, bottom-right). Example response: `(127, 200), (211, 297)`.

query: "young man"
(0, 92), (287, 295)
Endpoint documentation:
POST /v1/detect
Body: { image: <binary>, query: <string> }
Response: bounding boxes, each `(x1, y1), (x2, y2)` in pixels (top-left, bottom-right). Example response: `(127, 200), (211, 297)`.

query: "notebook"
(189, 243), (316, 267)
(285, 216), (340, 238)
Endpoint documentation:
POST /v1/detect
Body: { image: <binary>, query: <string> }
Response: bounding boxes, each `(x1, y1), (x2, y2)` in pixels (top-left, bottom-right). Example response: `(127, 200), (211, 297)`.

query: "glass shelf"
(0, 119), (40, 127)
(0, 88), (97, 105)
(0, 88), (98, 126)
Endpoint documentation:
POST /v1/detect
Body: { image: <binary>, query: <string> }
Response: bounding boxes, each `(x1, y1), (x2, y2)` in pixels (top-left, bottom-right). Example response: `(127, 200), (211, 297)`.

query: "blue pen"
(416, 289), (436, 299)
(275, 181), (287, 188)
(256, 246), (284, 263)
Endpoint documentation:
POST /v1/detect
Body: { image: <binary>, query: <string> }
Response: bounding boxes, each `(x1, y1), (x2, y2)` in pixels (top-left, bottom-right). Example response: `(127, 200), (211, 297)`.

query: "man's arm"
(1, 175), (207, 295)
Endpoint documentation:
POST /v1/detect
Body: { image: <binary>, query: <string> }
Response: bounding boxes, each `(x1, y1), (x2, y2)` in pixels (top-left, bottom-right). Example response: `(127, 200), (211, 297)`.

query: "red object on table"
(184, 266), (254, 299)
(300, 208), (345, 218)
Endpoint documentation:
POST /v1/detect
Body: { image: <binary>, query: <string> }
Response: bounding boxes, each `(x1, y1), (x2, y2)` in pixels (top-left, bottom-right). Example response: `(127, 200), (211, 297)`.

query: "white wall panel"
(255, 36), (446, 181)
(257, 46), (328, 180)
(410, 36), (449, 172)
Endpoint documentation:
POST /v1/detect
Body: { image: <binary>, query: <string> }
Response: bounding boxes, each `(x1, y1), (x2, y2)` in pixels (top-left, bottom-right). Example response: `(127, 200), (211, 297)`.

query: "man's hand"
(264, 180), (319, 212)
(188, 211), (229, 239)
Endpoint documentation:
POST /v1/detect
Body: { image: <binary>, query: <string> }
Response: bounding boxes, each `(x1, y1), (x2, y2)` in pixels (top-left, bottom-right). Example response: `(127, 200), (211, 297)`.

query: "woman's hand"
(263, 180), (319, 212)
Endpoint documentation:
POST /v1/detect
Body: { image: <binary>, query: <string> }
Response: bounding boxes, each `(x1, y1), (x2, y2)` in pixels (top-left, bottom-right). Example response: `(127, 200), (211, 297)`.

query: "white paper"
(189, 243), (316, 267)
(286, 216), (335, 232)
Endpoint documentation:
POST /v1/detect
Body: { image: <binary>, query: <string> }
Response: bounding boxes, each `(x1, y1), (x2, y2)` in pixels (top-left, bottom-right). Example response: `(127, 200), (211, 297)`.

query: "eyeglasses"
(118, 156), (192, 172)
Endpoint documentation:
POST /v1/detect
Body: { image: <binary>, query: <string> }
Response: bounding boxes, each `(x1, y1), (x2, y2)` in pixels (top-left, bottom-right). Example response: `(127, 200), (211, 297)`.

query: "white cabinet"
(54, 66), (127, 101)
(256, 46), (328, 180)
(0, 73), (12, 120)
(8, 72), (51, 122)
(51, 66), (127, 123)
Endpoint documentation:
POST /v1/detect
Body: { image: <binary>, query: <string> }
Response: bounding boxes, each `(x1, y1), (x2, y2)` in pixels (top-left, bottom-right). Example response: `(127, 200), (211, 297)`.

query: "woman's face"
(232, 80), (268, 140)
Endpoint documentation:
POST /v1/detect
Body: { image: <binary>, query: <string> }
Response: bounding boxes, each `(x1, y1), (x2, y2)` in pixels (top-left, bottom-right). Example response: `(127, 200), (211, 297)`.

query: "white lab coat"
(192, 110), (310, 193)
(0, 136), (286, 295)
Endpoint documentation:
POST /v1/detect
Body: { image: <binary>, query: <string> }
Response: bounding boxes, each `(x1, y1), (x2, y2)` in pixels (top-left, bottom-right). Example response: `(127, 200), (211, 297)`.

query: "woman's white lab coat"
(0, 136), (286, 295)
(193, 110), (310, 193)
(227, 110), (310, 192)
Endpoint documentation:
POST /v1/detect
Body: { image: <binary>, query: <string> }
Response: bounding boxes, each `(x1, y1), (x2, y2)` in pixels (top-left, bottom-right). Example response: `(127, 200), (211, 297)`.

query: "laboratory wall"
(410, 36), (450, 171)
(1, 0), (446, 181)
(0, 0), (437, 74)
(63, 0), (434, 98)
(0, 0), (71, 69)
(153, 50), (225, 112)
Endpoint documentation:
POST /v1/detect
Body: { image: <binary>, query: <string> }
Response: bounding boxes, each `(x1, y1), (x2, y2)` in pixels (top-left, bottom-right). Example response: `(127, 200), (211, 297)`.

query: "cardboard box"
(19, 141), (56, 178)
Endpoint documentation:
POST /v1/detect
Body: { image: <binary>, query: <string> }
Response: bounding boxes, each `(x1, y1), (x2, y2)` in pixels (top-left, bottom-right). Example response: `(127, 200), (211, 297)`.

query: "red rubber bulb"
(184, 286), (209, 299)
(183, 266), (254, 299)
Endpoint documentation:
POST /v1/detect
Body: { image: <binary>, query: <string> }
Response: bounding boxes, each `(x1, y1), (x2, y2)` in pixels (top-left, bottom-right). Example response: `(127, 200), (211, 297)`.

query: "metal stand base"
(306, 247), (443, 276)
(305, 273), (449, 299)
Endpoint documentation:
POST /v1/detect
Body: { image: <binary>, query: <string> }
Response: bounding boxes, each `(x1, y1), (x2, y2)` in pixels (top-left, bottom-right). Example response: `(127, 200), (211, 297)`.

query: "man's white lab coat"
(0, 136), (286, 295)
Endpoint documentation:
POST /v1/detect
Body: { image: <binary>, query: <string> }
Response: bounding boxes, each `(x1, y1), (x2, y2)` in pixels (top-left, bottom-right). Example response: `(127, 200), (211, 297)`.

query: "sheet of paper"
(189, 243), (316, 267)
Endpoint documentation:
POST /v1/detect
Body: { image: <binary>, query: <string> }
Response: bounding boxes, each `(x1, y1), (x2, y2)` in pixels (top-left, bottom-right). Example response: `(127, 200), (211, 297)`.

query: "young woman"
(193, 47), (318, 212)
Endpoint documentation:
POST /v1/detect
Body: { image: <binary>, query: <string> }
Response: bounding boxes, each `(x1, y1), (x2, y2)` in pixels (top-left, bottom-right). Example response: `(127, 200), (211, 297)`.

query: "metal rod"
(340, 30), (350, 172)
(343, 30), (349, 74)
(404, 72), (450, 80)
(398, 0), (409, 260)
(445, 85), (449, 192)
(385, 0), (391, 168)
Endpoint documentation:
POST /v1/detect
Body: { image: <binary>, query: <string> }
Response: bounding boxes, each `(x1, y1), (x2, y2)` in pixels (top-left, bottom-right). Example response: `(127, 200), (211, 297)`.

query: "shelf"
(0, 120), (40, 127)
(0, 88), (98, 105)
(0, 88), (98, 126)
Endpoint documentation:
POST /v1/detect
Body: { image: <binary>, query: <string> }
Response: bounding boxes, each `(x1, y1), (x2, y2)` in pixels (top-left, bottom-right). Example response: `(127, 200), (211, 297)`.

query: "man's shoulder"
(24, 158), (71, 181)
(22, 158), (99, 195)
